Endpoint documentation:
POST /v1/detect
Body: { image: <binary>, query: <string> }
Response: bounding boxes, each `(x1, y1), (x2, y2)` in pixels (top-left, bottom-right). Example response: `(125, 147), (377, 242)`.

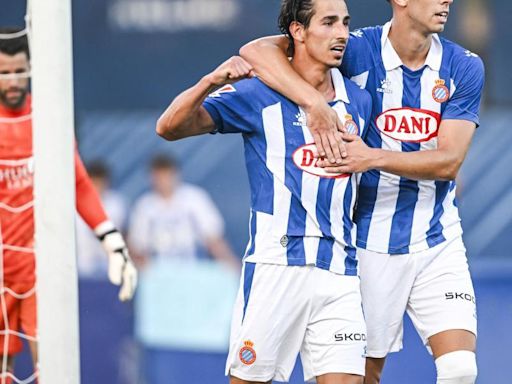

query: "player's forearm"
(156, 76), (216, 141)
(240, 36), (324, 109)
(372, 149), (463, 181)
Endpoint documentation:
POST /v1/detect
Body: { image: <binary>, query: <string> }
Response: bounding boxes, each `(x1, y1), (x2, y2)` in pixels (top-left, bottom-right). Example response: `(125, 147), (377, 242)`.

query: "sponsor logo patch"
(375, 107), (441, 143)
(292, 143), (350, 178)
(239, 340), (256, 365)
(432, 79), (449, 103)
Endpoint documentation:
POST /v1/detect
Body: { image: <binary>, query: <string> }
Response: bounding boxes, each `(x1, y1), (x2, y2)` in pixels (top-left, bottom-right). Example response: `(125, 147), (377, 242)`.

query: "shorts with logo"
(358, 235), (477, 358)
(226, 262), (366, 383)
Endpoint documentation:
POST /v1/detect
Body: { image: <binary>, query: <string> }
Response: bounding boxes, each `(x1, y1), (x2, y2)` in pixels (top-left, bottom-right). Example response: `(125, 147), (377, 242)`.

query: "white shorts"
(358, 236), (477, 358)
(226, 262), (366, 383)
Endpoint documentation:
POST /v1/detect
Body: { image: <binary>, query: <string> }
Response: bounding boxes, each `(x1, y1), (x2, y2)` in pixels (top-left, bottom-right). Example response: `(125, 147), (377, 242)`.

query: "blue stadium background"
(2, 0), (511, 383)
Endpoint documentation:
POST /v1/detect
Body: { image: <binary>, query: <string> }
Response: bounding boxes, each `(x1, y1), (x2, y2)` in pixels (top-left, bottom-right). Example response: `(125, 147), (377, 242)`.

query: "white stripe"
(0, 157), (32, 166)
(262, 103), (290, 263)
(350, 71), (370, 89)
(365, 67), (404, 252)
(330, 102), (351, 245)
(449, 78), (457, 99)
(303, 237), (320, 265)
(439, 183), (462, 241)
(329, 239), (347, 274)
(408, 67), (442, 252)
(243, 209), (253, 257)
(300, 116), (322, 238)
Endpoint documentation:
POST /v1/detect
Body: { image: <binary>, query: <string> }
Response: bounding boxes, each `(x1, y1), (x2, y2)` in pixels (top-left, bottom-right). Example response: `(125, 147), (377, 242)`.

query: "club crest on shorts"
(343, 114), (359, 135)
(239, 340), (257, 365)
(432, 79), (449, 103)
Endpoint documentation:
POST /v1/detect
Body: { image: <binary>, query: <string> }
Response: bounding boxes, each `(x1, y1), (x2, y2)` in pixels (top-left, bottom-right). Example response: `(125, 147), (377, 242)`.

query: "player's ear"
(393, 0), (408, 8)
(289, 21), (305, 44)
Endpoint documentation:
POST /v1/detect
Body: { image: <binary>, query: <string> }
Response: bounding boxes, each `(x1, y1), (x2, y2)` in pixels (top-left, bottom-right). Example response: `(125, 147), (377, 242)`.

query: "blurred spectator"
(76, 160), (128, 278)
(128, 154), (239, 270)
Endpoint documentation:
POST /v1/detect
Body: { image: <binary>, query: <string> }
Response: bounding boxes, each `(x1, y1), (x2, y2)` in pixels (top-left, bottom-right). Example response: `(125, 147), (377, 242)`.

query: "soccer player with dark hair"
(157, 1), (373, 382)
(0, 27), (137, 381)
(240, 0), (484, 383)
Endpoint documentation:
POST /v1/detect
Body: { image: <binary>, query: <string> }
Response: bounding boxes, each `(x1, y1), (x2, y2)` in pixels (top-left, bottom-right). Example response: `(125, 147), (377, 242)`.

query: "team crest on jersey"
(239, 340), (257, 365)
(208, 84), (236, 98)
(344, 114), (359, 135)
(292, 143), (350, 178)
(432, 79), (449, 103)
(376, 107), (441, 143)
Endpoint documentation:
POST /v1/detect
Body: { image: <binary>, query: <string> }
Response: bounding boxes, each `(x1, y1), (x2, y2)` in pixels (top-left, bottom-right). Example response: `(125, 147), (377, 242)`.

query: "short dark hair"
(150, 154), (179, 171)
(87, 160), (111, 180)
(278, 0), (316, 56)
(0, 27), (30, 58)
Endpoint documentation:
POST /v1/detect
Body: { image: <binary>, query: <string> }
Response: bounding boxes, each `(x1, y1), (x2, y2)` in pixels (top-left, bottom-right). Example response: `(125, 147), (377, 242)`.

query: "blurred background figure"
(130, 154), (240, 384)
(128, 154), (239, 270)
(76, 160), (128, 279)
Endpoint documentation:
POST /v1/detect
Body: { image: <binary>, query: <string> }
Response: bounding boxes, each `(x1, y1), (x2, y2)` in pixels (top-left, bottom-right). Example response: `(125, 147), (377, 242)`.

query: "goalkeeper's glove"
(95, 221), (137, 302)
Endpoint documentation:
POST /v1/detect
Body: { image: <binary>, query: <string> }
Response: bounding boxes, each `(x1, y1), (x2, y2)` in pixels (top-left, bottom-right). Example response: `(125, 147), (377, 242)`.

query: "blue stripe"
(342, 177), (355, 247)
(243, 133), (273, 214)
(286, 237), (306, 266)
(245, 209), (257, 257)
(355, 66), (385, 248)
(316, 178), (335, 237)
(284, 105), (307, 264)
(388, 67), (423, 253)
(317, 237), (334, 270)
(426, 181), (449, 247)
(242, 262), (256, 323)
(344, 246), (358, 276)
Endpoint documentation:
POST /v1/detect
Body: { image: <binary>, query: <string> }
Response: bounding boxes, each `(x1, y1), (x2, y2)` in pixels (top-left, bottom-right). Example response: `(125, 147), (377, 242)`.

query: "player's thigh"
(364, 357), (386, 384)
(227, 263), (312, 383)
(358, 247), (415, 357)
(316, 372), (363, 384)
(301, 273), (366, 382)
(230, 377), (271, 384)
(428, 329), (476, 359)
(407, 237), (477, 352)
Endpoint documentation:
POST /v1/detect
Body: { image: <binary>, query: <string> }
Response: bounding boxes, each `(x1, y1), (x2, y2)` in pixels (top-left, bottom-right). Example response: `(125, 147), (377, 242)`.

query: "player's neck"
(388, 19), (433, 71)
(291, 57), (335, 102)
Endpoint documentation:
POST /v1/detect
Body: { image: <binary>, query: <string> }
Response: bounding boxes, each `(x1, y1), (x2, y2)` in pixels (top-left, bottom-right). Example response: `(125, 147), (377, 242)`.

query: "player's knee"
(435, 350), (477, 384)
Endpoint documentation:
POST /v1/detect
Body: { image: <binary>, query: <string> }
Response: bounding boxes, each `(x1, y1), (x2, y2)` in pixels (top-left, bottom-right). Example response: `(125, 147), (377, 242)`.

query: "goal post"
(29, 0), (81, 382)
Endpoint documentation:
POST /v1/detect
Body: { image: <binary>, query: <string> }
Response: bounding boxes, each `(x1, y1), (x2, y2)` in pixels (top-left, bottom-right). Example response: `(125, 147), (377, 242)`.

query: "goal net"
(0, 0), (80, 383)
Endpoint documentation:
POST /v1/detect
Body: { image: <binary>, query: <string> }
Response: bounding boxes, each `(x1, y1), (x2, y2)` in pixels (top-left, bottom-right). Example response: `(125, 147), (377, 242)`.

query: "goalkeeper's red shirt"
(0, 95), (108, 284)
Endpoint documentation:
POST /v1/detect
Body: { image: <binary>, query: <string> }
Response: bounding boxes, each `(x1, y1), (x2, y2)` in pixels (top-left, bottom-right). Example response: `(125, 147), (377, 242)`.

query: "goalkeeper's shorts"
(226, 262), (366, 383)
(0, 281), (37, 355)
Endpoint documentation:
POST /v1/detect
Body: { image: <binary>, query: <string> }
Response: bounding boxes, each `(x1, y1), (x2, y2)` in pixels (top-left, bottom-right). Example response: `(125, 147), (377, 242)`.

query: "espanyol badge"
(432, 79), (449, 103)
(239, 340), (257, 365)
(344, 114), (359, 135)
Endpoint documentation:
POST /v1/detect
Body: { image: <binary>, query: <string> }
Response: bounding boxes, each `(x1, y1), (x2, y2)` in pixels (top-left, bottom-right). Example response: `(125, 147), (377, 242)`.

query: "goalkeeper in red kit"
(0, 27), (137, 380)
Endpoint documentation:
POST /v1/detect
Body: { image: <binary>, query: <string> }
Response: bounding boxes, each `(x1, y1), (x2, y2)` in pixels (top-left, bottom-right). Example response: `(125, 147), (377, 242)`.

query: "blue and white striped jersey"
(341, 21), (485, 255)
(203, 69), (372, 275)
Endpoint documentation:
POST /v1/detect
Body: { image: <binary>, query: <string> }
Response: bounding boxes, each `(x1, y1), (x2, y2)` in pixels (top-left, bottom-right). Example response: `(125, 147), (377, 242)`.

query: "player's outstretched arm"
(322, 120), (476, 181)
(156, 56), (254, 141)
(75, 152), (137, 301)
(240, 36), (346, 163)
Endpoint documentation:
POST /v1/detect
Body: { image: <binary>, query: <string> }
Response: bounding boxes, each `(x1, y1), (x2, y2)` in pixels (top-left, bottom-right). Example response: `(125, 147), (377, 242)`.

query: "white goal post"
(29, 0), (81, 382)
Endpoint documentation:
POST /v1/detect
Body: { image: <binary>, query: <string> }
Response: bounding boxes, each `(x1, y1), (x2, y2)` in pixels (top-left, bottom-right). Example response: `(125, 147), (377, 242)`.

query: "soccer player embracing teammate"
(241, 0), (484, 383)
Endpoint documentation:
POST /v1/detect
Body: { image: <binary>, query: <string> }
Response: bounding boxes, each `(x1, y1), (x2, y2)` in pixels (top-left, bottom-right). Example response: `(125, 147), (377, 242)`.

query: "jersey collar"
(381, 20), (442, 72)
(331, 68), (350, 104)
